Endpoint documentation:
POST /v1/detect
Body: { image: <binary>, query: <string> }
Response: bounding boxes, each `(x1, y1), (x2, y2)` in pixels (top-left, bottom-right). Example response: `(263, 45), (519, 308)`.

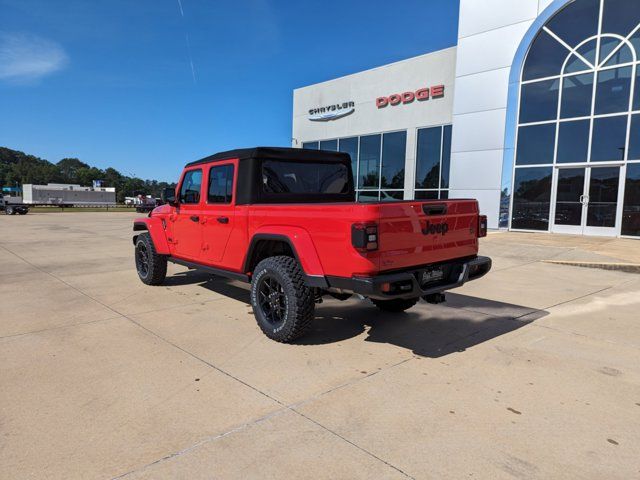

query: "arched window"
(510, 0), (640, 236)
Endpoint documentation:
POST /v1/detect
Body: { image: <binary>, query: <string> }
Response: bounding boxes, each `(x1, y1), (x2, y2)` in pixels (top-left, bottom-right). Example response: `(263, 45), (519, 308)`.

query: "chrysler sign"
(308, 101), (355, 121)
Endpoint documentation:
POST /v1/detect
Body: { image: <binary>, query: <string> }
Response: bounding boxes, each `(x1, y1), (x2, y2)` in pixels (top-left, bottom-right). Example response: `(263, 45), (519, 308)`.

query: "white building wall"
(450, 0), (553, 228)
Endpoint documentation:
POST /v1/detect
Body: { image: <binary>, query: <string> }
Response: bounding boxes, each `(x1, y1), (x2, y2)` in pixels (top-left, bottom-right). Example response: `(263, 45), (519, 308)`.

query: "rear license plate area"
(415, 267), (445, 288)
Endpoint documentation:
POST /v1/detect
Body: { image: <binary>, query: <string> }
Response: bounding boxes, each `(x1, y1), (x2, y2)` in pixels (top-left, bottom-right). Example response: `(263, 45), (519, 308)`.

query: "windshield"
(262, 160), (350, 195)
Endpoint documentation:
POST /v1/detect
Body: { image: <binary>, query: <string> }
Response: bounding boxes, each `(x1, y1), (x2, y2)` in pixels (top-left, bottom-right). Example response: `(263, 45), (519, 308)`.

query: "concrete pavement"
(1, 213), (639, 479)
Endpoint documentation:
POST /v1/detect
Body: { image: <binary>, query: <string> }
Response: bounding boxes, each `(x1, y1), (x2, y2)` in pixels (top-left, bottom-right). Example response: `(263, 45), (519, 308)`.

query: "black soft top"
(184, 146), (355, 205)
(185, 146), (351, 167)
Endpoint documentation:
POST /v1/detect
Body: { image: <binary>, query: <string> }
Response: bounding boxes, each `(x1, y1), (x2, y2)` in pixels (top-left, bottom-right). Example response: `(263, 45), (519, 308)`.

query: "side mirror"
(161, 187), (177, 206)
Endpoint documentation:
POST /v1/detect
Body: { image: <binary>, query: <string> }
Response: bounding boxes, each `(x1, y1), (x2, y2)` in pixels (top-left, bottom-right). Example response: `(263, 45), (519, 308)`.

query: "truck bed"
(239, 199), (479, 278)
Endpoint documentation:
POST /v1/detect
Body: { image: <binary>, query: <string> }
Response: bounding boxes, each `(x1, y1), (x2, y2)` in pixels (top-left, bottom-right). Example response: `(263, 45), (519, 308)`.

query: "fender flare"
(244, 228), (327, 287)
(132, 218), (170, 255)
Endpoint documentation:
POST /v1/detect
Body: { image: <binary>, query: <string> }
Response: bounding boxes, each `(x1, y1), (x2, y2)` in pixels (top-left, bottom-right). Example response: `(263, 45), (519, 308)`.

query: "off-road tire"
(371, 297), (419, 312)
(135, 232), (167, 286)
(250, 256), (314, 343)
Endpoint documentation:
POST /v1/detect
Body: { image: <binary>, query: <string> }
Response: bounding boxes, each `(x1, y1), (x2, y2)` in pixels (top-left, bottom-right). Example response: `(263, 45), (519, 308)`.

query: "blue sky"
(0, 0), (459, 181)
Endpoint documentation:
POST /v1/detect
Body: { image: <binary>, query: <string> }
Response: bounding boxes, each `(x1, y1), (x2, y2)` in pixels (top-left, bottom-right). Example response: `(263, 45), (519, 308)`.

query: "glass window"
(511, 167), (552, 230)
(560, 73), (593, 118)
(179, 169), (202, 204)
(338, 137), (358, 180)
(262, 160), (349, 195)
(208, 164), (234, 203)
(633, 68), (640, 111)
(520, 79), (560, 123)
(602, 42), (633, 67)
(598, 37), (622, 64)
(591, 115), (627, 161)
(557, 120), (590, 163)
(522, 30), (570, 81)
(622, 163), (640, 236)
(381, 131), (406, 189)
(414, 190), (439, 200)
(302, 141), (319, 150)
(602, 0), (640, 38)
(628, 114), (640, 160)
(516, 124), (556, 165)
(574, 39), (597, 67)
(357, 191), (379, 202)
(415, 127), (441, 189)
(441, 125), (452, 188)
(380, 191), (404, 202)
(564, 54), (591, 74)
(595, 66), (632, 115)
(319, 139), (338, 151)
(631, 26), (640, 54)
(546, 0), (599, 48)
(358, 134), (381, 189)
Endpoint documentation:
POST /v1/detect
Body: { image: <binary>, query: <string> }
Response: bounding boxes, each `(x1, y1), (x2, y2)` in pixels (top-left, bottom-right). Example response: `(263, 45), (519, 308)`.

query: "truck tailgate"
(376, 200), (479, 272)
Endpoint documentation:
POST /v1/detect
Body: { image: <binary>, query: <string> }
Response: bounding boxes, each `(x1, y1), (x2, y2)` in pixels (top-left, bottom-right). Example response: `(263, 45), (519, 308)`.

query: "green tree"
(57, 158), (89, 183)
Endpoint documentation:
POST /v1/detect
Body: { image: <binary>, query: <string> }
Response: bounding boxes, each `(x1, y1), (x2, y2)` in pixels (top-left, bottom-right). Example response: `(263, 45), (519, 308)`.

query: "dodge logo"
(422, 220), (449, 236)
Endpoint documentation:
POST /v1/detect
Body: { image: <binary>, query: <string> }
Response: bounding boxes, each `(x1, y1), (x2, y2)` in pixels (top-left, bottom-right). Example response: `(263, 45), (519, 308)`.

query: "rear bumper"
(325, 256), (492, 300)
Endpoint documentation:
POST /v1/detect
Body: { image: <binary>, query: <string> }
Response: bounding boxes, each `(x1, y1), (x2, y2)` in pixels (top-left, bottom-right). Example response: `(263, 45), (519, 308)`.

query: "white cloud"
(0, 33), (69, 83)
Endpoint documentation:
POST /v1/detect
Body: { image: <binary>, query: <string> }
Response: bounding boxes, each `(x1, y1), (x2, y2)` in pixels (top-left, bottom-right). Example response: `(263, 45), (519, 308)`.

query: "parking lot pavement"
(1, 213), (639, 479)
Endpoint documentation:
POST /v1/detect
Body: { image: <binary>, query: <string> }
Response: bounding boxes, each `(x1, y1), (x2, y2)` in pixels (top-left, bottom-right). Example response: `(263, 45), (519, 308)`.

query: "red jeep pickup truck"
(133, 147), (491, 342)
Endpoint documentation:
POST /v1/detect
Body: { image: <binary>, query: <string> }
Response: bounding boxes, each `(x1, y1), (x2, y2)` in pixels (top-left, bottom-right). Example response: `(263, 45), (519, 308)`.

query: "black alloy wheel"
(135, 240), (150, 278)
(134, 232), (167, 285)
(257, 274), (288, 327)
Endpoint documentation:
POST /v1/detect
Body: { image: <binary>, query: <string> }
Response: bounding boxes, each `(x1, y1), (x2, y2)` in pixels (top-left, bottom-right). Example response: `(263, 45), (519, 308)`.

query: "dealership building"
(292, 0), (640, 238)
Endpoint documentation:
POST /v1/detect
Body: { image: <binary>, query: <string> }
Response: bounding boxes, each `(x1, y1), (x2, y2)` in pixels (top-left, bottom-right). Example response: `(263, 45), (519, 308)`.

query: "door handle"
(190, 215), (199, 222)
(217, 216), (229, 224)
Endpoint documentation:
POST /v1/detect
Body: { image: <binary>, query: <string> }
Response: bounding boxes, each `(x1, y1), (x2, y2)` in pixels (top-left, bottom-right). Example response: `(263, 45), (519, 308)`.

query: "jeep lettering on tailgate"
(422, 220), (449, 236)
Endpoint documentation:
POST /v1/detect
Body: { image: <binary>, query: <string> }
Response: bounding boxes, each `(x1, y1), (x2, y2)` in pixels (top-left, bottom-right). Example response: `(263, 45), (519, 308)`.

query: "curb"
(542, 260), (640, 274)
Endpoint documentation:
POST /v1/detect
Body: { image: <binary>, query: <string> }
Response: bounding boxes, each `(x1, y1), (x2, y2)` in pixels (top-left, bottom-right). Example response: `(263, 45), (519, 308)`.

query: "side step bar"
(167, 257), (250, 283)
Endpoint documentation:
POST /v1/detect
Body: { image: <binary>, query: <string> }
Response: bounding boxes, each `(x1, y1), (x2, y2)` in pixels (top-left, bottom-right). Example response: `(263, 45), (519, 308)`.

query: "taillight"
(478, 215), (488, 238)
(352, 223), (378, 251)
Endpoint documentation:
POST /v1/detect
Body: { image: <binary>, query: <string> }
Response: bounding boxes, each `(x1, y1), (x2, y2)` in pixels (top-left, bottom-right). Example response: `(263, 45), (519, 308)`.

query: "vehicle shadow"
(303, 294), (547, 358)
(165, 271), (252, 304)
(168, 271), (546, 358)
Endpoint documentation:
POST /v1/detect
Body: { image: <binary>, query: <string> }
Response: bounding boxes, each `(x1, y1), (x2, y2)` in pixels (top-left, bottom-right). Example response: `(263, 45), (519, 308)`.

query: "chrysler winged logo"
(422, 220), (449, 236)
(308, 101), (355, 121)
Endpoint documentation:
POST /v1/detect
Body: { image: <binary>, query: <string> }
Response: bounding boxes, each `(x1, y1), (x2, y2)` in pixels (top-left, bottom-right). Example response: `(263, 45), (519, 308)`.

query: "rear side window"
(179, 169), (202, 204)
(208, 164), (234, 203)
(262, 160), (349, 194)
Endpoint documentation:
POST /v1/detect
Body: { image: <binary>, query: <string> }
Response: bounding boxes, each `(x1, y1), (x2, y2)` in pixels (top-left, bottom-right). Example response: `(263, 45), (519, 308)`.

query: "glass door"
(583, 166), (620, 237)
(552, 166), (621, 236)
(552, 168), (586, 234)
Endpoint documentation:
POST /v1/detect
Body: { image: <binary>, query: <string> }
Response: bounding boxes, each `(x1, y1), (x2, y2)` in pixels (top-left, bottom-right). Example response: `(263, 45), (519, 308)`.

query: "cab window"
(208, 164), (234, 203)
(179, 169), (202, 204)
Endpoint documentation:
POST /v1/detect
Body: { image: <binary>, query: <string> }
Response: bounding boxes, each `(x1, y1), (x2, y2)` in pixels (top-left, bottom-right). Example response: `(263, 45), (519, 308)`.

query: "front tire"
(250, 256), (314, 343)
(371, 297), (419, 312)
(5, 206), (14, 215)
(135, 232), (167, 285)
